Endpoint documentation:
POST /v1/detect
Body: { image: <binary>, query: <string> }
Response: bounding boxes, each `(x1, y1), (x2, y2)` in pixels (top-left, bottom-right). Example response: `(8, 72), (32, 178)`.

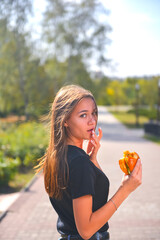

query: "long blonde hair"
(36, 85), (97, 199)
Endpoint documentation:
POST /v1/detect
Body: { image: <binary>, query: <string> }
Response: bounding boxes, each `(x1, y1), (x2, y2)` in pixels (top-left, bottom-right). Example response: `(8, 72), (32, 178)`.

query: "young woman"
(36, 85), (142, 240)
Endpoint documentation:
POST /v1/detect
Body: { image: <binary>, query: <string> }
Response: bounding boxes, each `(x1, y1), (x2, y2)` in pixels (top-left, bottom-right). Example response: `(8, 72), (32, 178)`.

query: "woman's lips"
(87, 128), (94, 132)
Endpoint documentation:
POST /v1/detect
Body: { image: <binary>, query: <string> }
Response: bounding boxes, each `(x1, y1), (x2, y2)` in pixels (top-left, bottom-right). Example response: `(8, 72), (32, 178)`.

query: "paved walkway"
(0, 107), (160, 240)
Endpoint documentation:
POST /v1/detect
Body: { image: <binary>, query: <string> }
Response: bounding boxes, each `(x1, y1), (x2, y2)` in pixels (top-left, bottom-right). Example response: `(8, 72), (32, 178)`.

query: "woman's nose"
(88, 115), (96, 124)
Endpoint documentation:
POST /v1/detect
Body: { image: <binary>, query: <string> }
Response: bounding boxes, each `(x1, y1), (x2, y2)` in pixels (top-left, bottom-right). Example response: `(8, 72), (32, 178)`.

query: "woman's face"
(65, 97), (97, 147)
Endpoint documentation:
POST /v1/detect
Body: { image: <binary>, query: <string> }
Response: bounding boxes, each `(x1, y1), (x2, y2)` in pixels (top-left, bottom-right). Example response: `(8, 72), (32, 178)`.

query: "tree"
(43, 55), (94, 97)
(0, 0), (33, 119)
(94, 76), (110, 105)
(139, 77), (159, 109)
(0, 23), (50, 118)
(106, 80), (126, 105)
(42, 0), (111, 88)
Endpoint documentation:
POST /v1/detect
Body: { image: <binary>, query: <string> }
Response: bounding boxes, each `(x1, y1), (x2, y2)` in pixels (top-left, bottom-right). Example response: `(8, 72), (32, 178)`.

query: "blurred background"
(0, 0), (160, 206)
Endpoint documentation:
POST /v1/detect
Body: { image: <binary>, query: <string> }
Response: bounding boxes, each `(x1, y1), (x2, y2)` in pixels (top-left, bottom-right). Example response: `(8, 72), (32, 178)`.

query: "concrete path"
(97, 107), (160, 240)
(0, 107), (160, 240)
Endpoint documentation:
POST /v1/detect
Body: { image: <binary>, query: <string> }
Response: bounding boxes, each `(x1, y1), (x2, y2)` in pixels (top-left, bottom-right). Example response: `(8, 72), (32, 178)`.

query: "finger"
(138, 164), (142, 181)
(91, 130), (98, 143)
(91, 131), (100, 146)
(90, 140), (98, 154)
(137, 159), (142, 178)
(92, 129), (101, 141)
(91, 139), (96, 146)
(132, 162), (142, 186)
(98, 127), (103, 141)
(131, 159), (140, 175)
(87, 140), (94, 154)
(131, 158), (142, 176)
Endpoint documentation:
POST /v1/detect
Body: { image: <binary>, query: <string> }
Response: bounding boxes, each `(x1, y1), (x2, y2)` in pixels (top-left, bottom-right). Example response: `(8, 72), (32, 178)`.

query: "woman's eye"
(80, 114), (87, 118)
(92, 111), (97, 116)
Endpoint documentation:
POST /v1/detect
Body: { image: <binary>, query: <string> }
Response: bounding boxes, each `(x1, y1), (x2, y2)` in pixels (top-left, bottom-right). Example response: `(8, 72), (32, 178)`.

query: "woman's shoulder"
(67, 146), (97, 183)
(67, 145), (89, 164)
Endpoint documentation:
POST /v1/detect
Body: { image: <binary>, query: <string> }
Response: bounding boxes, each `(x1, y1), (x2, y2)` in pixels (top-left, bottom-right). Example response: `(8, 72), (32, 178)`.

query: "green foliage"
(144, 135), (160, 145)
(0, 22), (50, 118)
(110, 111), (149, 128)
(0, 0), (160, 120)
(138, 77), (158, 108)
(8, 170), (35, 192)
(43, 0), (111, 66)
(128, 108), (157, 120)
(0, 0), (34, 119)
(44, 56), (95, 95)
(95, 76), (160, 108)
(94, 77), (111, 105)
(106, 80), (127, 105)
(43, 0), (111, 88)
(0, 122), (48, 185)
(0, 153), (20, 186)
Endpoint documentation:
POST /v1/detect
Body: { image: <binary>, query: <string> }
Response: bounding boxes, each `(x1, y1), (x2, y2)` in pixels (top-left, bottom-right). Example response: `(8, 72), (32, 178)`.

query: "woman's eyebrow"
(78, 108), (97, 114)
(78, 110), (88, 114)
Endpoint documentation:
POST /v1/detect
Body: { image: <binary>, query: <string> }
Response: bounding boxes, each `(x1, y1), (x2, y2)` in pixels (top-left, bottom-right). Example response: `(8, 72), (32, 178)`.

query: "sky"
(33, 0), (160, 78)
(100, 0), (160, 78)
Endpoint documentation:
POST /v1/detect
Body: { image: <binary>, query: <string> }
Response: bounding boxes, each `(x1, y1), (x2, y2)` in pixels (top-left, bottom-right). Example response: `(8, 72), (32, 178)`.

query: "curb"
(20, 172), (39, 193)
(0, 173), (40, 222)
(0, 210), (8, 222)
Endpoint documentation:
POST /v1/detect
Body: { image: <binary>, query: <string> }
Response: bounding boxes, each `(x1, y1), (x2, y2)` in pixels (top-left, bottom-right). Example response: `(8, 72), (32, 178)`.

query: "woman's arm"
(73, 159), (142, 240)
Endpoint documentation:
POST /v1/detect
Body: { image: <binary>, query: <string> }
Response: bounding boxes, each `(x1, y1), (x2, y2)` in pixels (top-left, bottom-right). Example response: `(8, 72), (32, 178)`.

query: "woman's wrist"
(110, 185), (130, 210)
(118, 184), (130, 199)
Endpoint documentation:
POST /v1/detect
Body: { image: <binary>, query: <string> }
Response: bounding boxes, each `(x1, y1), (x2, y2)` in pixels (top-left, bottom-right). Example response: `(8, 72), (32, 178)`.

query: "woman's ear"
(64, 121), (68, 127)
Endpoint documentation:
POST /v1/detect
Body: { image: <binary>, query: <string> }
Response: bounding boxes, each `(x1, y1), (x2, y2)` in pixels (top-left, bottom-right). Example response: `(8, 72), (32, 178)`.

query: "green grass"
(144, 135), (160, 145)
(110, 111), (149, 128)
(109, 110), (160, 144)
(0, 170), (35, 193)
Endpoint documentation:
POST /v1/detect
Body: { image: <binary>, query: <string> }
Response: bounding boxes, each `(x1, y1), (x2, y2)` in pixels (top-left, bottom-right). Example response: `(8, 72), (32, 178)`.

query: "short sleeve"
(69, 156), (96, 199)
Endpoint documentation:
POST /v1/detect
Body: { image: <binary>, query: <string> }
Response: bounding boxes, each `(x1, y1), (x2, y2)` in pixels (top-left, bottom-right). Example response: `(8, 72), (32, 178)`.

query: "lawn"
(144, 135), (160, 144)
(108, 109), (160, 144)
(110, 111), (149, 128)
(0, 170), (35, 194)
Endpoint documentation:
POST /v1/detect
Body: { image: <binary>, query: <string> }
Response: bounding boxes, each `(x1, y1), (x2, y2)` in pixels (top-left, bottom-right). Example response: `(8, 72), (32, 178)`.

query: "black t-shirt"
(49, 145), (110, 236)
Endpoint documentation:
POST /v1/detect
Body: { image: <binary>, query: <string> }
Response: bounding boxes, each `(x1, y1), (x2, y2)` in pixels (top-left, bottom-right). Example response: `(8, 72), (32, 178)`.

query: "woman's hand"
(87, 128), (103, 164)
(121, 158), (142, 195)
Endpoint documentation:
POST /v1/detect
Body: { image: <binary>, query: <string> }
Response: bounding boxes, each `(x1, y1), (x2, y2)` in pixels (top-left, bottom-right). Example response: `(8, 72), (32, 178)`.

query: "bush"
(0, 121), (48, 185)
(0, 152), (20, 186)
(128, 108), (157, 120)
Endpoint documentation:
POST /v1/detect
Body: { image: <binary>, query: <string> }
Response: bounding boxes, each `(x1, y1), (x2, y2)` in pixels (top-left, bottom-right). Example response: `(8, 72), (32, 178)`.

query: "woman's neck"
(66, 139), (83, 149)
